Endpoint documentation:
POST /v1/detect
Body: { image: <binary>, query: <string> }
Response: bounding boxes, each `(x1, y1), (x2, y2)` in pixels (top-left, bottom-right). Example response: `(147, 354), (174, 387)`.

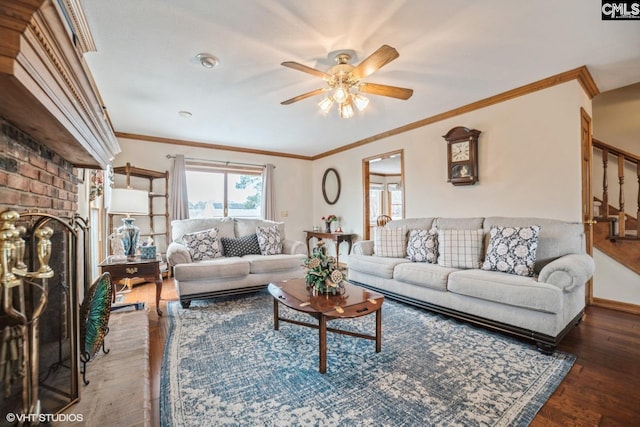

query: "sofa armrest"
(538, 253), (595, 292)
(166, 242), (192, 266)
(352, 240), (374, 256)
(282, 239), (307, 255)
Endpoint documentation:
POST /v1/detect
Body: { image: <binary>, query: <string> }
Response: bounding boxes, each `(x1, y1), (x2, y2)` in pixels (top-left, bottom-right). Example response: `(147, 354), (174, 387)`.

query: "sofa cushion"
(173, 257), (250, 281)
(434, 217), (484, 230)
(482, 225), (540, 276)
(256, 225), (283, 255)
(348, 254), (411, 279)
(374, 227), (406, 258)
(236, 219), (285, 239)
(447, 269), (562, 314)
(387, 218), (435, 232)
(243, 254), (305, 274)
(483, 217), (585, 273)
(220, 234), (261, 257)
(171, 217), (235, 244)
(393, 262), (456, 291)
(437, 229), (484, 269)
(406, 228), (438, 263)
(182, 228), (222, 261)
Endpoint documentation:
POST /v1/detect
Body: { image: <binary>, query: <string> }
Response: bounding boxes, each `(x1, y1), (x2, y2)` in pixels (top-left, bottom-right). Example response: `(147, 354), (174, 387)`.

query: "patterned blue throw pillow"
(482, 225), (540, 276)
(220, 234), (262, 257)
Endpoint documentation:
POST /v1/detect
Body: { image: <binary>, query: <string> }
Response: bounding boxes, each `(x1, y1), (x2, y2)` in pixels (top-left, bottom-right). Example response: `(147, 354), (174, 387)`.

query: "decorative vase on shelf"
(324, 221), (332, 233)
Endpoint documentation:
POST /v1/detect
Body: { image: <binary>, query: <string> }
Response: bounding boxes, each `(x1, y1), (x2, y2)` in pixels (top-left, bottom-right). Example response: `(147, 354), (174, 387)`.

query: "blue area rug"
(161, 290), (574, 426)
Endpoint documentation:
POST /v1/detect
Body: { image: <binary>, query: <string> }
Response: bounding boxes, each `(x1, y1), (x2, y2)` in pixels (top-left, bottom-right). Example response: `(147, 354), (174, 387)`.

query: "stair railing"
(593, 138), (639, 239)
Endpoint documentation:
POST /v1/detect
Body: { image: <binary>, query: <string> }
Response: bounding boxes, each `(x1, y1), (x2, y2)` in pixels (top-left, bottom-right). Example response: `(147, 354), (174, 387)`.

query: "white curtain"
(261, 163), (276, 220)
(170, 154), (189, 221)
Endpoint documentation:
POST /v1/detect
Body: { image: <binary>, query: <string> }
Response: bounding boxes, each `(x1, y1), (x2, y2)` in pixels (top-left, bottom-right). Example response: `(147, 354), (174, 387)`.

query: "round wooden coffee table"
(268, 278), (384, 374)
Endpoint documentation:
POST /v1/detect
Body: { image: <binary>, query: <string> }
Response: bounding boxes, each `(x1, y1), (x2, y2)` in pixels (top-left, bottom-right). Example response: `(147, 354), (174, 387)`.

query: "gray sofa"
(167, 217), (307, 308)
(348, 217), (595, 352)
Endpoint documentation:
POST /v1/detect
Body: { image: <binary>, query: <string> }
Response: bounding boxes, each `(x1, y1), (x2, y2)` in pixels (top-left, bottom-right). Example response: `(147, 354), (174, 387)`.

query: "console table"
(304, 230), (355, 266)
(99, 256), (163, 316)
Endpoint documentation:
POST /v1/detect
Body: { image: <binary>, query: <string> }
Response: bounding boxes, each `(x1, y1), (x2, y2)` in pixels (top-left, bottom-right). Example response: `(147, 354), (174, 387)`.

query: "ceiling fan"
(280, 45), (413, 118)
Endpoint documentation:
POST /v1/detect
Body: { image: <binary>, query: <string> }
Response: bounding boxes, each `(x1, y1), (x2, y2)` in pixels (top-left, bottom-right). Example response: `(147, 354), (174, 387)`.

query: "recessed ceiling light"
(178, 111), (192, 118)
(196, 53), (219, 69)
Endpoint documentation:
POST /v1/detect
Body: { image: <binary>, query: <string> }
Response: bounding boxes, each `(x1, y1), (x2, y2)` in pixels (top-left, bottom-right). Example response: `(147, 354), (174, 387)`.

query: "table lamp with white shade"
(108, 188), (149, 258)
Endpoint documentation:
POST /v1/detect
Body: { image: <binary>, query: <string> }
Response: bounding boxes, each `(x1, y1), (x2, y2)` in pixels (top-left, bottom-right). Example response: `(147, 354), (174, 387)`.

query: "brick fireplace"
(1, 117), (79, 216)
(1, 0), (119, 416)
(1, 116), (84, 415)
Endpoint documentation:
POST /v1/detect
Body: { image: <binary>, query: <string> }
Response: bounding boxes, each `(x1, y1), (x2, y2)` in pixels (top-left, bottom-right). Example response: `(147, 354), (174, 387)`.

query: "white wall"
(593, 82), (640, 156)
(113, 138), (313, 244)
(312, 81), (589, 241)
(593, 249), (640, 305)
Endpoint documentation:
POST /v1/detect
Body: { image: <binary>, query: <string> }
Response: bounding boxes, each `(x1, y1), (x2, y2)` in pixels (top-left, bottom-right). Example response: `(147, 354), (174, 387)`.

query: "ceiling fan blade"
(281, 61), (329, 79)
(359, 83), (413, 100)
(351, 45), (399, 80)
(281, 88), (327, 105)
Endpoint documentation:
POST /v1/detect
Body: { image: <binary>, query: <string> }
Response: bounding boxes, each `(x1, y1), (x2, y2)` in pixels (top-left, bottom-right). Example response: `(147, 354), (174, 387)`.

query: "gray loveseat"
(167, 217), (307, 308)
(348, 217), (595, 352)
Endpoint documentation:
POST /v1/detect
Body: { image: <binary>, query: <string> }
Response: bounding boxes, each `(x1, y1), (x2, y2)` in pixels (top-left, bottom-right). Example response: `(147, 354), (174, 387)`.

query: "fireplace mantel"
(0, 0), (119, 168)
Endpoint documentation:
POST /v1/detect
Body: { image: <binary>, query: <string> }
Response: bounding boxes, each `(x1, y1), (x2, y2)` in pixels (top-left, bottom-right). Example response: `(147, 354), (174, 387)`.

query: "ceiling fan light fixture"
(352, 93), (369, 111)
(333, 84), (349, 104)
(339, 100), (354, 119)
(318, 96), (334, 113)
(196, 53), (219, 69)
(281, 45), (411, 119)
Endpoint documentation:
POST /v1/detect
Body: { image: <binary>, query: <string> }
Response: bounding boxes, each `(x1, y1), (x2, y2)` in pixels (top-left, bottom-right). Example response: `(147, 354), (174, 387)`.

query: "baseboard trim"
(592, 297), (640, 315)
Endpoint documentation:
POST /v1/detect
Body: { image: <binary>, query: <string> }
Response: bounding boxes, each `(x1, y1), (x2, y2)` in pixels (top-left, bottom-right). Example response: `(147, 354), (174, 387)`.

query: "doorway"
(362, 150), (405, 239)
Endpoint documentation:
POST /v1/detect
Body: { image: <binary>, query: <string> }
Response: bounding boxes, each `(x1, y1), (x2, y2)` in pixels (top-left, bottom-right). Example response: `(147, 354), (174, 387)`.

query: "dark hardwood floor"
(123, 278), (640, 426)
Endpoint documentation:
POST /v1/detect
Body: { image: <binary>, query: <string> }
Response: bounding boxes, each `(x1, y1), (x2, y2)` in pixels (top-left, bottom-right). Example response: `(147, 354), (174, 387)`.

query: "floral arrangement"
(322, 215), (338, 233)
(322, 215), (338, 223)
(303, 241), (345, 295)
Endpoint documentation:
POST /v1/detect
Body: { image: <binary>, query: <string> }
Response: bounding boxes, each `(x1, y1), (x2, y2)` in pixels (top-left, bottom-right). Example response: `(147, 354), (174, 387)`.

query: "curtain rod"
(166, 154), (270, 169)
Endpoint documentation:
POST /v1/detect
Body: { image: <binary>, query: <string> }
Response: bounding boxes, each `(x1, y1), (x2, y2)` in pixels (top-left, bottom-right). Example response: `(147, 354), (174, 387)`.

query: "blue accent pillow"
(220, 234), (262, 257)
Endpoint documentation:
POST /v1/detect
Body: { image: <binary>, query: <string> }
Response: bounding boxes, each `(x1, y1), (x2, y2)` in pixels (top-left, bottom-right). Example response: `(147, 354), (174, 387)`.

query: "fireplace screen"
(1, 211), (89, 419)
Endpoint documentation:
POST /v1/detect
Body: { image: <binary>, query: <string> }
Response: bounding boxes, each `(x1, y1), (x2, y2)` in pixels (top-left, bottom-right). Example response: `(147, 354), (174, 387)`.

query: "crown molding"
(115, 132), (313, 161)
(311, 66), (600, 160)
(58, 0), (97, 53)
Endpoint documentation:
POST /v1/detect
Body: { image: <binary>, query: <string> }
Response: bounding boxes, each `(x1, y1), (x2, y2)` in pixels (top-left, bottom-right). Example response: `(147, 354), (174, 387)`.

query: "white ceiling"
(79, 0), (640, 158)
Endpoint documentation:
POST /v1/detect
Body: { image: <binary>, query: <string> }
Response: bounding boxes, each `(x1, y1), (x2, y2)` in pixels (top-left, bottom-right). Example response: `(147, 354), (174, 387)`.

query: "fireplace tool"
(1, 210), (54, 421)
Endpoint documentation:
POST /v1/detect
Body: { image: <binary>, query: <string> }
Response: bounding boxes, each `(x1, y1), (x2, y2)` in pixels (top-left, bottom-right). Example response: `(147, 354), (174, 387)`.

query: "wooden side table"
(304, 231), (355, 266)
(99, 256), (163, 316)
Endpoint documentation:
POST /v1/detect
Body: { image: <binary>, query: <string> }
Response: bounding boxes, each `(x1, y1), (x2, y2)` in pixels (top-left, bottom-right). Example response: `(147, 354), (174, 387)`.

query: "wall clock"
(443, 126), (481, 186)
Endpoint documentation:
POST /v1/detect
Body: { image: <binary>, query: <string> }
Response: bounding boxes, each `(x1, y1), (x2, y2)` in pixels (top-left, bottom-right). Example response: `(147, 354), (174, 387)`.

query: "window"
(186, 163), (263, 219)
(388, 183), (403, 220)
(369, 182), (384, 224)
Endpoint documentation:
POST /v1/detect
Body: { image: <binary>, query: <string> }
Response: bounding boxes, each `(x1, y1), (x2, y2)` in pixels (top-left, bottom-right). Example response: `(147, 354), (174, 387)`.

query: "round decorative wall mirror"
(322, 168), (341, 205)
